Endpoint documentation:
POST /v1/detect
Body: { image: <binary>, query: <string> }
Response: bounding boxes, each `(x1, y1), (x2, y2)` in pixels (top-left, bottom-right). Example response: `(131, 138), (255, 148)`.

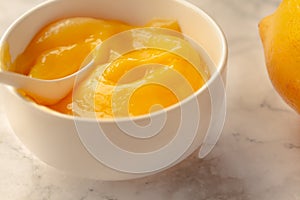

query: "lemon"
(259, 0), (300, 113)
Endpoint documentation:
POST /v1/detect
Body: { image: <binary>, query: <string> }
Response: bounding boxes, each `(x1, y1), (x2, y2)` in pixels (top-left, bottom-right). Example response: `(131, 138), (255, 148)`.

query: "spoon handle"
(0, 70), (28, 88)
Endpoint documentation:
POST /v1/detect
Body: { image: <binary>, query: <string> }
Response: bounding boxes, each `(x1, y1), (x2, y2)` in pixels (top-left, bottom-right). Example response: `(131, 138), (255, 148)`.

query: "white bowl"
(0, 0), (227, 180)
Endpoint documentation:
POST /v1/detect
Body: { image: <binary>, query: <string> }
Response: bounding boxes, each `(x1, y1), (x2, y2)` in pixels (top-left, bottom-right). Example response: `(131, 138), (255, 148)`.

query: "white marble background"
(1, 0), (300, 199)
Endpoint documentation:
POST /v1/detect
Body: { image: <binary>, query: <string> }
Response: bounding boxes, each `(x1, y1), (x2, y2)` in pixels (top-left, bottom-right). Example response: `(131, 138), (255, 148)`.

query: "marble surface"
(1, 0), (300, 199)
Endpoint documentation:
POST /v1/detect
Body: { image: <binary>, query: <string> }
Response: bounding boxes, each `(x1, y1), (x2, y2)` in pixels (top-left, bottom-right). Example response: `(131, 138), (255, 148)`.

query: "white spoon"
(0, 59), (95, 105)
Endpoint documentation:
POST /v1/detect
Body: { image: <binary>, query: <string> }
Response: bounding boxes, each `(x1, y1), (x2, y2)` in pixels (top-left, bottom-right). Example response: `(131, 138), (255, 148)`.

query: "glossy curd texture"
(9, 17), (209, 118)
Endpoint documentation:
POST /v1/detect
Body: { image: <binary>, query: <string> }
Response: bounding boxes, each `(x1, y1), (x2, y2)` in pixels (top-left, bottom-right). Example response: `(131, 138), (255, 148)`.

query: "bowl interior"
(0, 0), (227, 121)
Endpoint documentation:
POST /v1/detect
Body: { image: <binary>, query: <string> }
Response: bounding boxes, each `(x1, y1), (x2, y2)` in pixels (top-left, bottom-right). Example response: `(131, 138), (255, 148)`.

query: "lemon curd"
(8, 17), (209, 118)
